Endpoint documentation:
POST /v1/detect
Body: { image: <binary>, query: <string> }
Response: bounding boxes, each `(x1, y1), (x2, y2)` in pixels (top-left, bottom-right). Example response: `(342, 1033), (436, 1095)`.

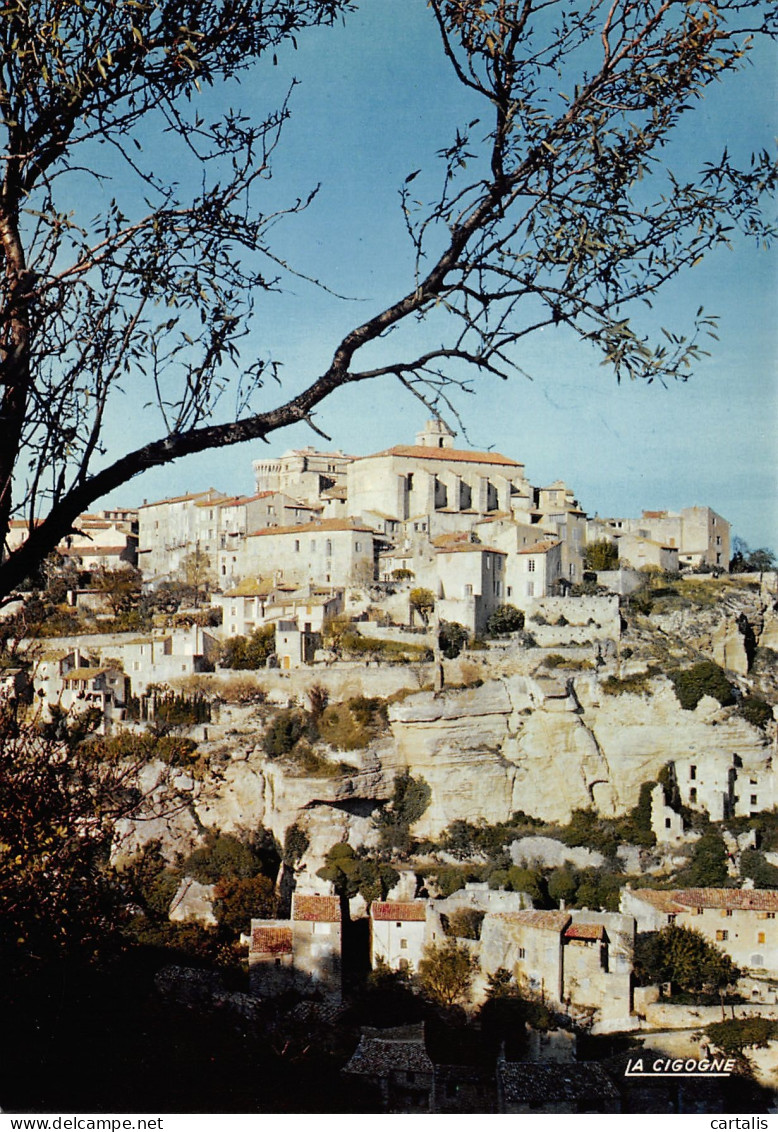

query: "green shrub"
(443, 907), (485, 940)
(486, 604), (525, 636)
(739, 849), (778, 889)
(634, 924), (739, 992)
(601, 670), (654, 696)
(374, 772), (432, 854)
(439, 620), (470, 659)
(674, 828), (729, 887)
(317, 842), (399, 903)
(583, 540), (619, 571)
(183, 830), (277, 885)
(220, 624), (276, 669)
(739, 696), (774, 729)
(705, 1017), (778, 1054)
(668, 661), (735, 711)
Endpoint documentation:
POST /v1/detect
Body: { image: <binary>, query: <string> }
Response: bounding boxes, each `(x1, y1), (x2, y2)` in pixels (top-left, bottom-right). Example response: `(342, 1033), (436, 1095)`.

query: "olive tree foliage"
(1, 0), (776, 601)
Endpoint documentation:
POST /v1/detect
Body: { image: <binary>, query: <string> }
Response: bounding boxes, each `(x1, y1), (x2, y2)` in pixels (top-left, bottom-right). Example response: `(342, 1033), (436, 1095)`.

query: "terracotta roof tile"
(627, 888), (778, 913)
(251, 925), (293, 954)
(292, 894), (341, 922)
(494, 910), (571, 932)
(565, 922), (606, 941)
(370, 901), (427, 922)
(517, 539), (561, 554)
(435, 543), (506, 555)
(674, 888), (778, 912)
(362, 445), (522, 468)
(247, 517), (375, 538)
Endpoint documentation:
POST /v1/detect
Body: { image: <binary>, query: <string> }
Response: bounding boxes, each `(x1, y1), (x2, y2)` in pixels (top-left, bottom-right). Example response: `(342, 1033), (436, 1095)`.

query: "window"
(325, 539), (332, 557)
(294, 539), (300, 552)
(528, 559), (535, 573)
(526, 582), (534, 597)
(517, 947), (526, 959)
(355, 541), (362, 552)
(758, 932), (766, 945)
(716, 930), (728, 941)
(310, 540), (316, 551)
(486, 557), (491, 570)
(725, 910), (733, 918)
(395, 922), (402, 928)
(690, 765), (697, 780)
(507, 586), (512, 597)
(665, 818), (671, 829)
(400, 938), (408, 949)
(696, 907), (704, 915)
(690, 788), (697, 803)
(751, 795), (758, 806)
(464, 584), (473, 597)
(668, 914), (677, 925)
(767, 913), (775, 920)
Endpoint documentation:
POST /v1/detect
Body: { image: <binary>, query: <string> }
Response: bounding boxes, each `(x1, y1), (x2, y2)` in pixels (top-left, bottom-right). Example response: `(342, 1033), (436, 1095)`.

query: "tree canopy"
(0, 0), (775, 599)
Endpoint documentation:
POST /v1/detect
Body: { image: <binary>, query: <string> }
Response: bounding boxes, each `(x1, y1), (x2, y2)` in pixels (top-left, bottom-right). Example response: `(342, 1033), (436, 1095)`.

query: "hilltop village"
(3, 420), (778, 1114)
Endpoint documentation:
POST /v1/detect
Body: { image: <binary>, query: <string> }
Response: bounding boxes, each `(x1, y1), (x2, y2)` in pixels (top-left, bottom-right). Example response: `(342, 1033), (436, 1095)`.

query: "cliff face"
(113, 580), (778, 867)
(388, 674), (772, 834)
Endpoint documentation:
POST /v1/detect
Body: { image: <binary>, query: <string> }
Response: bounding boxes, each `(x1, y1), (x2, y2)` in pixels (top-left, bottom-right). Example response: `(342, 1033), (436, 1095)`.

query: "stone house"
(346, 420), (531, 525)
(478, 908), (635, 1028)
(612, 532), (680, 573)
(669, 752), (778, 823)
(534, 481), (587, 585)
(60, 664), (127, 727)
(369, 901), (429, 973)
(590, 506), (730, 571)
(274, 619), (319, 669)
(57, 511), (139, 572)
(137, 488), (226, 580)
(342, 1023), (436, 1113)
(621, 887), (778, 976)
(214, 491), (322, 581)
(119, 626), (220, 693)
(253, 446), (354, 505)
(214, 585), (343, 640)
(496, 1060), (620, 1114)
(240, 518), (378, 589)
(249, 892), (342, 1002)
(435, 543), (508, 635)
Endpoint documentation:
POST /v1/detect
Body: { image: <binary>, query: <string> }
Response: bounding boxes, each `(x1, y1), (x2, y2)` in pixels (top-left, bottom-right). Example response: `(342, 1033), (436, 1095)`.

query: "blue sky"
(97, 0), (777, 549)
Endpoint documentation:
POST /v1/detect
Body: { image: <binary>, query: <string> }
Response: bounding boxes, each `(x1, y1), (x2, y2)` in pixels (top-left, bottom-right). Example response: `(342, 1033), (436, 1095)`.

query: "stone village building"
(621, 887), (778, 982)
(365, 890), (634, 1031)
(129, 422), (731, 641)
(249, 892), (342, 1003)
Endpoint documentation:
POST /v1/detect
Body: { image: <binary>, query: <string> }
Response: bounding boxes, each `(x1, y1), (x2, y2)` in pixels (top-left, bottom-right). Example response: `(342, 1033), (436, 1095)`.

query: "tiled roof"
(431, 532), (473, 547)
(435, 543), (506, 555)
(203, 491), (275, 508)
(292, 894), (341, 922)
(344, 1025), (434, 1078)
(63, 666), (106, 681)
(626, 889), (682, 912)
(60, 545), (130, 556)
(251, 925), (293, 955)
(565, 923), (606, 941)
(362, 445), (522, 468)
(498, 1062), (618, 1106)
(517, 539), (561, 554)
(628, 888), (778, 913)
(139, 489), (223, 508)
(247, 517), (375, 538)
(675, 888), (778, 912)
(370, 901), (427, 922)
(495, 910), (571, 932)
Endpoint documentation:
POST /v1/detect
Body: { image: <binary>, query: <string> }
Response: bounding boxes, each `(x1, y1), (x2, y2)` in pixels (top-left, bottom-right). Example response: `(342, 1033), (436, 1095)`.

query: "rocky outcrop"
(387, 673), (771, 834)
